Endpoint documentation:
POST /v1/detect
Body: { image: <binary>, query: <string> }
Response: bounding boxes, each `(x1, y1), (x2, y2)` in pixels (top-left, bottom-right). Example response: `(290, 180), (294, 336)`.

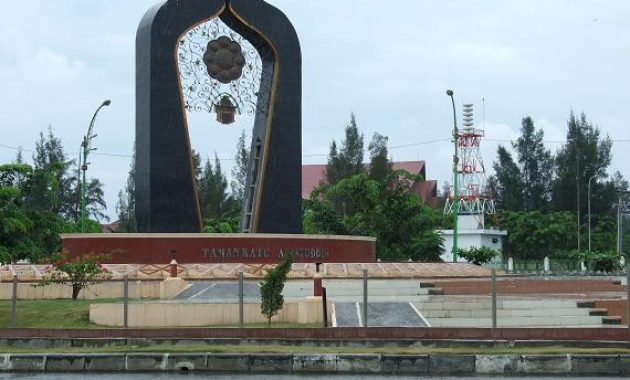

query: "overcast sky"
(1, 0), (629, 221)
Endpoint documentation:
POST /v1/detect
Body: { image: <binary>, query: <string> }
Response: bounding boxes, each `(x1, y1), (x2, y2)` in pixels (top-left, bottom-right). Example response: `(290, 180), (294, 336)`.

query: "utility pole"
(619, 191), (629, 254)
(576, 143), (581, 252)
(80, 100), (111, 232)
(446, 90), (459, 262)
(619, 193), (623, 254)
(588, 174), (598, 252)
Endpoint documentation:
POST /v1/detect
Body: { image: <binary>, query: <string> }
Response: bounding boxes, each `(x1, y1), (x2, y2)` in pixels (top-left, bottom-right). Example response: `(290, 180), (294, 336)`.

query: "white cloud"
(1, 0), (629, 220)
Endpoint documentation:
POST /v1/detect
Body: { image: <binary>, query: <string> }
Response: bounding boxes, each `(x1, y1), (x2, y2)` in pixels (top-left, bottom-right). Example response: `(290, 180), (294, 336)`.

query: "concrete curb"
(3, 353), (630, 374)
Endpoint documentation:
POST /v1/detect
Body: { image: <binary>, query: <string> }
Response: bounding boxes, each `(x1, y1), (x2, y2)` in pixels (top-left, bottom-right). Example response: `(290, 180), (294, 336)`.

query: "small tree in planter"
(260, 255), (293, 327)
(40, 251), (109, 300)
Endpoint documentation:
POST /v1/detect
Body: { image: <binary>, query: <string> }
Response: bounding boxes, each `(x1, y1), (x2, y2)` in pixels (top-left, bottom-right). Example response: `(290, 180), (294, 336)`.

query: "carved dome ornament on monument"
(177, 17), (268, 122)
(203, 36), (246, 84)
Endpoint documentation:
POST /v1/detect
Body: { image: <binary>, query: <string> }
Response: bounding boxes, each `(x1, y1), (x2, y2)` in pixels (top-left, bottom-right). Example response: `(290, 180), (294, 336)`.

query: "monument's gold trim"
(173, 5), (227, 233)
(228, 3), (281, 233)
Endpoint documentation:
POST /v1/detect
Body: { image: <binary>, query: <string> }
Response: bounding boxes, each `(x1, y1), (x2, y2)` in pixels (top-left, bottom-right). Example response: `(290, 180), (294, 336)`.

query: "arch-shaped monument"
(135, 0), (302, 234)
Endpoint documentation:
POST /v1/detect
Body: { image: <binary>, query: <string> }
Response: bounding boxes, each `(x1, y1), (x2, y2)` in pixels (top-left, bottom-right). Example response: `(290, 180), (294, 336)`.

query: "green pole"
(447, 90), (459, 262)
(81, 138), (88, 233)
(80, 100), (111, 233)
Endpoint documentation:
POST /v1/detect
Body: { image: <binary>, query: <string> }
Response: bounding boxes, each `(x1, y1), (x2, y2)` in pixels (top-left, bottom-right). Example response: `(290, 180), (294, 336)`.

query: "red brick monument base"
(61, 234), (376, 264)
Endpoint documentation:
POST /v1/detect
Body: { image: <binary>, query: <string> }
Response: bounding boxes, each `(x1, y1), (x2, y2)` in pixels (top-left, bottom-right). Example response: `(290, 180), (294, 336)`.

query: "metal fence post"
(10, 275), (17, 327)
(362, 269), (368, 328)
(491, 269), (497, 328)
(123, 274), (129, 329)
(322, 287), (328, 328)
(238, 271), (244, 328)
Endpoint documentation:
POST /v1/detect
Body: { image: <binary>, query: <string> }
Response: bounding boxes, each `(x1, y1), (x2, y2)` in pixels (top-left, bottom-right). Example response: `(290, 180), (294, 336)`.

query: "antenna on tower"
(444, 99), (496, 227)
(482, 97), (485, 130)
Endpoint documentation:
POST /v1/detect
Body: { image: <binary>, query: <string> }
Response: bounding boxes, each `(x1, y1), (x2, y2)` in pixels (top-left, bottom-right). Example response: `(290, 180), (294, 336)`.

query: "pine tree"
(198, 154), (230, 219)
(339, 113), (364, 179)
(325, 113), (365, 185)
(82, 179), (108, 222)
(491, 146), (524, 210)
(552, 112), (612, 216)
(513, 117), (554, 211)
(325, 141), (341, 185)
(368, 132), (393, 184)
(191, 149), (202, 182)
(25, 127), (73, 216)
(231, 130), (250, 202)
(116, 157), (136, 232)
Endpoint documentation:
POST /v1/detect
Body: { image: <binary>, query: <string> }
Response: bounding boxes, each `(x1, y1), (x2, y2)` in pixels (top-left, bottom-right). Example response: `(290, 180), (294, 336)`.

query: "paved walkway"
(169, 281), (429, 327)
(334, 302), (428, 327)
(172, 281), (260, 303)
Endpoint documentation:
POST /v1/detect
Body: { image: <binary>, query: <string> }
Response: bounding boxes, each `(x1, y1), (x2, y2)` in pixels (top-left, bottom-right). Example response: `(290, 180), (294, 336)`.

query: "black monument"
(135, 0), (302, 234)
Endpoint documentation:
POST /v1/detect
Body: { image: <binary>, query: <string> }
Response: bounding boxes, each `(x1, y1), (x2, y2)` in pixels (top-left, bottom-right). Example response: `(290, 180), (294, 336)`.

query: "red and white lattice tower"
(444, 103), (496, 227)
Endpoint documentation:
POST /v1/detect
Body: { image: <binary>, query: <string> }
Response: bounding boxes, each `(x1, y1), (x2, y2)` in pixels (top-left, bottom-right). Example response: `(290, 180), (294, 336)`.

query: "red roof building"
(302, 161), (438, 206)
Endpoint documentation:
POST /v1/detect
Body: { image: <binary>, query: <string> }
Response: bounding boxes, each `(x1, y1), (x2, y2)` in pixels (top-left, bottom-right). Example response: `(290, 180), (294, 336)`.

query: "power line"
(486, 138), (630, 144)
(3, 137), (630, 162)
(0, 143), (134, 159)
(303, 137), (452, 158)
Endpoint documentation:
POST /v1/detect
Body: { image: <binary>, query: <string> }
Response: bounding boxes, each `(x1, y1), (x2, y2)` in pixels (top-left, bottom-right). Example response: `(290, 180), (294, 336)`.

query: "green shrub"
(457, 246), (498, 265)
(570, 250), (623, 273)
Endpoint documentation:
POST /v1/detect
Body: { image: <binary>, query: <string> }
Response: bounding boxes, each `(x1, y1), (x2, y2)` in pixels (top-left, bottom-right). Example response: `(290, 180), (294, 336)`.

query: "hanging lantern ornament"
(214, 94), (238, 125)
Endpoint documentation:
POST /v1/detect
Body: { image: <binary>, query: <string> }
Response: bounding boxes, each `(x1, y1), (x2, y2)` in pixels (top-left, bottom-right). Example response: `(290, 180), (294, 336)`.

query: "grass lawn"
(0, 299), (319, 329)
(0, 299), (119, 329)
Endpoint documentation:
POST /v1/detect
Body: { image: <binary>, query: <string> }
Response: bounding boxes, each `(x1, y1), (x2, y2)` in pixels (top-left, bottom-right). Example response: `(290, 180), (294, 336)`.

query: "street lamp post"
(446, 89), (459, 262)
(588, 174), (598, 252)
(619, 191), (630, 254)
(576, 142), (581, 252)
(80, 100), (111, 233)
(617, 191), (630, 254)
(567, 137), (581, 252)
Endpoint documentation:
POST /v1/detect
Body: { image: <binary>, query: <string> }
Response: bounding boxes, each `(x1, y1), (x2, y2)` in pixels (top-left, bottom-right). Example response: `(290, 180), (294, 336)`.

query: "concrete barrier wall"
(0, 282), (161, 300)
(90, 298), (327, 327)
(3, 326), (630, 341)
(2, 353), (630, 374)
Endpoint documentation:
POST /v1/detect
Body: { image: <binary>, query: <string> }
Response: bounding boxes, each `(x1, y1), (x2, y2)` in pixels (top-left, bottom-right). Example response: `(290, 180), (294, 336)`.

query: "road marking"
(190, 283), (217, 300)
(409, 302), (431, 327)
(356, 302), (363, 327)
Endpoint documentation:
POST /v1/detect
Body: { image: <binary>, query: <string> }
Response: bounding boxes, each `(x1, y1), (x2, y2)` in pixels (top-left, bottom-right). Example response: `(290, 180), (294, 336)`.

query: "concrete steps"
(415, 296), (609, 327)
(283, 280), (435, 302)
(588, 308), (609, 316)
(421, 307), (592, 319)
(576, 300), (622, 325)
(603, 316), (623, 325)
(419, 282), (444, 295)
(428, 316), (606, 328)
(424, 278), (626, 296)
